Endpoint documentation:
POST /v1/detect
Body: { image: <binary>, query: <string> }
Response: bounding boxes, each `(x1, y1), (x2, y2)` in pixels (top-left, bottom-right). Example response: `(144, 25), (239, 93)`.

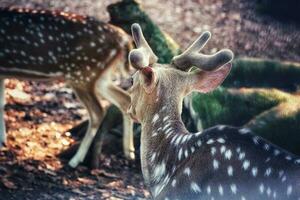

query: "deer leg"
(68, 87), (106, 168)
(95, 80), (135, 160)
(122, 111), (135, 160)
(0, 78), (6, 147)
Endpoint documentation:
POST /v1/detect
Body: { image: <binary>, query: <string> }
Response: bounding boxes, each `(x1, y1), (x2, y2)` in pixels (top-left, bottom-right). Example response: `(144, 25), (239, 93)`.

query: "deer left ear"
(191, 63), (232, 93)
(140, 67), (157, 94)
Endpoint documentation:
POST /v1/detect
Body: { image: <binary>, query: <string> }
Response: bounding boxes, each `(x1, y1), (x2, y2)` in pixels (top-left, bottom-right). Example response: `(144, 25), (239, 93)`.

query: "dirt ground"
(0, 80), (149, 200)
(0, 0), (299, 199)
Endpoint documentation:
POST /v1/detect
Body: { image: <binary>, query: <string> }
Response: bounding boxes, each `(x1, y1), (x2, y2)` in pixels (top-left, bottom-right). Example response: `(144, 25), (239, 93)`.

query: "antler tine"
(184, 31), (211, 54)
(129, 23), (158, 70)
(171, 31), (234, 71)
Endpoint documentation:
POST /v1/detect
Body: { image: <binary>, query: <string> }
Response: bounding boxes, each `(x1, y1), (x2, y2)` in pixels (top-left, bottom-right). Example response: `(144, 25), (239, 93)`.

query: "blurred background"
(0, 0), (299, 199)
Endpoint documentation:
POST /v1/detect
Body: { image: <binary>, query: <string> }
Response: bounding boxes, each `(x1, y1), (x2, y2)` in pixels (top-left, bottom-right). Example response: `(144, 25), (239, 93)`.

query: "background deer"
(127, 23), (300, 199)
(0, 7), (135, 168)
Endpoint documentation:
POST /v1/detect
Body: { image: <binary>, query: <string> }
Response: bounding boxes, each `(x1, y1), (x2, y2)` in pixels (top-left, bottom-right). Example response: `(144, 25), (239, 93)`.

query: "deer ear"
(140, 67), (157, 94)
(191, 63), (232, 93)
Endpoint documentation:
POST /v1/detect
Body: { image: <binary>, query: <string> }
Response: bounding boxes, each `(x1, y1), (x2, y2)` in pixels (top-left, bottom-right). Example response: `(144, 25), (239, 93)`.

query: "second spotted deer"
(127, 23), (300, 199)
(0, 7), (135, 168)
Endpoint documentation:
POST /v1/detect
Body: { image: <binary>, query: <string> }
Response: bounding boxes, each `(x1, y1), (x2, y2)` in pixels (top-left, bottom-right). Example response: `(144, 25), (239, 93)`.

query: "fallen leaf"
(1, 178), (17, 189)
(77, 177), (96, 185)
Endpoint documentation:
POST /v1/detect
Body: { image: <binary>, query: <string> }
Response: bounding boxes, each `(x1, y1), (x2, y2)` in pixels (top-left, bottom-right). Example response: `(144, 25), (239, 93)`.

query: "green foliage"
(191, 87), (290, 129)
(191, 84), (300, 154)
(224, 58), (300, 91)
(107, 0), (180, 63)
(247, 102), (300, 155)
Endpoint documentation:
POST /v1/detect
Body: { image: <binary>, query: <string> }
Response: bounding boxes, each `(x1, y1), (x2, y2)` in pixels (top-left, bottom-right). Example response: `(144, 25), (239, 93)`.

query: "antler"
(171, 31), (234, 71)
(129, 23), (158, 69)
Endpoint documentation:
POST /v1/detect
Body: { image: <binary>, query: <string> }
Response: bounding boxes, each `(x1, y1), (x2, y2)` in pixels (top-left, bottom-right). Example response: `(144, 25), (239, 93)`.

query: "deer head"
(128, 23), (233, 123)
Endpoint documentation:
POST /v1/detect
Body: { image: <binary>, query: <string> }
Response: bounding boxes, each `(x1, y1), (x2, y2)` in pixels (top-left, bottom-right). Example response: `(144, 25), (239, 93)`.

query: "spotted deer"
(0, 7), (136, 168)
(127, 23), (300, 200)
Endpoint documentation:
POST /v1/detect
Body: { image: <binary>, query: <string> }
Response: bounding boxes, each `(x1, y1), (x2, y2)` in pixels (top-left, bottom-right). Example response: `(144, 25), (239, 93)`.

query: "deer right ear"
(140, 67), (157, 94)
(190, 63), (232, 93)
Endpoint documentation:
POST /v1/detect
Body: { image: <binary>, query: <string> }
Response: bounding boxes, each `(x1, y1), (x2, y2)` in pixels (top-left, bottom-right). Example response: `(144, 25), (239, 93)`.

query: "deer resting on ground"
(0, 7), (135, 168)
(127, 23), (300, 199)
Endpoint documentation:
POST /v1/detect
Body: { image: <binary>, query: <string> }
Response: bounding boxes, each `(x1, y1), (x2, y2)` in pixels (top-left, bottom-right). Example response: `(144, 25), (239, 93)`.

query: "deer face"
(127, 23), (234, 122)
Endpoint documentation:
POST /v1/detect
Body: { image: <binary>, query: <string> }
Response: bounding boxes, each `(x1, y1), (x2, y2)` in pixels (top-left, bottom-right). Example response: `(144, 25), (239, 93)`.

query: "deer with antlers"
(127, 23), (300, 199)
(0, 7), (136, 168)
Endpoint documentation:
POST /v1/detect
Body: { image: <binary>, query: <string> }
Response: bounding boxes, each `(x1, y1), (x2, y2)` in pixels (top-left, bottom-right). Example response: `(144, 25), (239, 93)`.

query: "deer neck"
(140, 99), (189, 197)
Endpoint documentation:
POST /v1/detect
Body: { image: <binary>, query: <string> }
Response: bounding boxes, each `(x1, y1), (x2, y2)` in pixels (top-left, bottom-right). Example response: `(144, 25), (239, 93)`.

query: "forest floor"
(0, 0), (299, 199)
(0, 80), (148, 200)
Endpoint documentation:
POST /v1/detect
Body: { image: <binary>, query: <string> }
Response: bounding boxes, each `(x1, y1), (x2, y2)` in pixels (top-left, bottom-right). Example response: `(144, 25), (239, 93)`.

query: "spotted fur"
(0, 7), (135, 167)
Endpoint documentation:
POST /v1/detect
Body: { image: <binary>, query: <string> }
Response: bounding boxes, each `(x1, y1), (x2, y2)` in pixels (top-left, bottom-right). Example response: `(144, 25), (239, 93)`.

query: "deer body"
(141, 104), (300, 199)
(0, 7), (135, 167)
(127, 24), (300, 199)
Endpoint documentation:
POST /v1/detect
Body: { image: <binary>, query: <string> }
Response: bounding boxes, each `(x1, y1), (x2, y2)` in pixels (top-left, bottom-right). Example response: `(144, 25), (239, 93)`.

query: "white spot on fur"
(152, 132), (158, 137)
(191, 147), (195, 153)
(150, 153), (157, 162)
(220, 145), (226, 154)
(172, 179), (176, 187)
(265, 168), (272, 176)
(184, 149), (189, 158)
(218, 185), (223, 196)
(211, 147), (217, 156)
(213, 159), (219, 170)
(281, 175), (287, 182)
(264, 144), (270, 151)
(274, 149), (280, 156)
(242, 160), (250, 170)
(197, 140), (202, 147)
(225, 149), (232, 160)
(253, 136), (260, 145)
(152, 114), (159, 124)
(287, 185), (292, 196)
(195, 131), (202, 137)
(178, 148), (183, 160)
(227, 166), (233, 176)
(285, 156), (292, 161)
(175, 135), (183, 146)
(259, 183), (264, 194)
(163, 116), (169, 122)
(207, 139), (214, 144)
(207, 186), (211, 194)
(184, 167), (191, 176)
(252, 167), (258, 177)
(239, 128), (251, 134)
(190, 182), (201, 193)
(182, 135), (189, 143)
(217, 138), (225, 143)
(267, 187), (271, 197)
(230, 184), (237, 194)
(152, 162), (166, 182)
(239, 152), (245, 160)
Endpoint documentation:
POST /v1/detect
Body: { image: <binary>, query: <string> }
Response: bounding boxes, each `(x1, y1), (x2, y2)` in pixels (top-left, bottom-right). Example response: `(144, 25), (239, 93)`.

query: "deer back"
(0, 7), (130, 82)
